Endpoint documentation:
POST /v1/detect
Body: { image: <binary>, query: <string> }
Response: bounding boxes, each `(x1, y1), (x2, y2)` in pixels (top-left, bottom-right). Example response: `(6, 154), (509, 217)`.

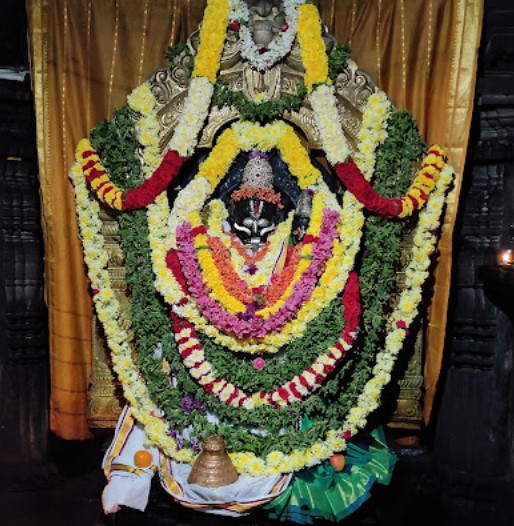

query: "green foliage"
(203, 298), (344, 392)
(213, 79), (308, 123)
(89, 104), (426, 457)
(341, 109), (426, 412)
(328, 44), (351, 83)
(165, 43), (194, 74)
(90, 106), (177, 422)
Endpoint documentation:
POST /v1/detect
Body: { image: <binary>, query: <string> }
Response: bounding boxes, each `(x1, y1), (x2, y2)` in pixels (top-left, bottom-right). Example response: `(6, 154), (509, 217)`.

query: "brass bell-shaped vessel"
(187, 435), (239, 488)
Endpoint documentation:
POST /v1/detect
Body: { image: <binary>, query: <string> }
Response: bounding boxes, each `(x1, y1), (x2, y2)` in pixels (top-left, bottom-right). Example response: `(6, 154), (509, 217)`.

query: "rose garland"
(171, 271), (360, 409)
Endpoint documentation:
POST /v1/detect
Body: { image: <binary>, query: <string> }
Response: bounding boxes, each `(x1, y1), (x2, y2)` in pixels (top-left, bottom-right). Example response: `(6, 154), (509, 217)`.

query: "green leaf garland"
(88, 103), (426, 459)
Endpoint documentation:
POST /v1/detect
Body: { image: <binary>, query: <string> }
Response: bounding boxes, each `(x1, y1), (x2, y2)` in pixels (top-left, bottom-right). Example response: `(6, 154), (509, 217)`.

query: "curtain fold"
(26, 0), (482, 439)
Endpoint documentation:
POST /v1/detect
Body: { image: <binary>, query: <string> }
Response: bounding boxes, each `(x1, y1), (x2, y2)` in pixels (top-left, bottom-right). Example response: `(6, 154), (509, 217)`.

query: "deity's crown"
(231, 151), (283, 208)
(241, 152), (274, 189)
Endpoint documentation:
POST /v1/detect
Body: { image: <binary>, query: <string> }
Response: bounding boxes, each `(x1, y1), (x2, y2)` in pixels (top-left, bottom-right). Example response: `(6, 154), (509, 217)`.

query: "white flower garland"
(229, 0), (304, 71)
(167, 76), (214, 156)
(69, 160), (186, 461)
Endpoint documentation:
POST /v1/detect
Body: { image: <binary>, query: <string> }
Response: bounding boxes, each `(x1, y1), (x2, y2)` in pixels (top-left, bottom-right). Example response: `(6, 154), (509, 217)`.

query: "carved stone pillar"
(433, 0), (514, 518)
(0, 77), (49, 477)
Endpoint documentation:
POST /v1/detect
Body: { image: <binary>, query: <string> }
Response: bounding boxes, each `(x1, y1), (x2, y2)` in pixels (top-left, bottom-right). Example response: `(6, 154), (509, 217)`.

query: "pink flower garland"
(174, 209), (340, 339)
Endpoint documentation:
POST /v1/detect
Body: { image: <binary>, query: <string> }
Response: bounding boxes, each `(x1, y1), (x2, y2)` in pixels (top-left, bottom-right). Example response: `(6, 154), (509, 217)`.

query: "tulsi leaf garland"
(90, 106), (178, 427)
(328, 43), (352, 83)
(213, 79), (308, 122)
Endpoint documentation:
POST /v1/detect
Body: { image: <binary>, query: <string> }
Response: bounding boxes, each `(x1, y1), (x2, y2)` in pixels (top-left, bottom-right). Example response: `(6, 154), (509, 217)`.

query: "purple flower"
(190, 439), (201, 453)
(249, 151), (269, 160)
(179, 396), (206, 415)
(244, 264), (258, 275)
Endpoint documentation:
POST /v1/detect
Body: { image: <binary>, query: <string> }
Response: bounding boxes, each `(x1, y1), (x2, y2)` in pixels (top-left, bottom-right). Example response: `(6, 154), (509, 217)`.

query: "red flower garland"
(335, 158), (401, 217)
(81, 147), (187, 211)
(168, 271), (362, 408)
(123, 150), (187, 210)
(334, 146), (446, 218)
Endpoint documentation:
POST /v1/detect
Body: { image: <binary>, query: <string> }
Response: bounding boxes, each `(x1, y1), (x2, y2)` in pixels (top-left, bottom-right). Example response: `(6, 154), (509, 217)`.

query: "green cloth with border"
(264, 427), (396, 524)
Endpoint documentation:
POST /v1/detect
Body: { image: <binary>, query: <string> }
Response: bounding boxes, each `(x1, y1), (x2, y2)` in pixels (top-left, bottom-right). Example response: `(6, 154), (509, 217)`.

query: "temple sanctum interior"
(1, 1), (514, 525)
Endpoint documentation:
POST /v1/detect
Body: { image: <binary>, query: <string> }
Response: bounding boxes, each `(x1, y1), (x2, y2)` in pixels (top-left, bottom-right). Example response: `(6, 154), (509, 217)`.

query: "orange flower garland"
(207, 236), (255, 305)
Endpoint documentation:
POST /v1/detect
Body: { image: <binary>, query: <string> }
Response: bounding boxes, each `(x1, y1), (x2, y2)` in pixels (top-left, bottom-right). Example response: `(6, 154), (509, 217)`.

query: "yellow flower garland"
(297, 4), (330, 90)
(193, 0), (230, 83)
(75, 138), (124, 211)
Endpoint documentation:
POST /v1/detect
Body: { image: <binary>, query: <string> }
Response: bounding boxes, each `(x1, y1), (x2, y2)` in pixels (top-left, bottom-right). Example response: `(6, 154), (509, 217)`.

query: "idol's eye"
(243, 218), (254, 228)
(257, 218), (270, 228)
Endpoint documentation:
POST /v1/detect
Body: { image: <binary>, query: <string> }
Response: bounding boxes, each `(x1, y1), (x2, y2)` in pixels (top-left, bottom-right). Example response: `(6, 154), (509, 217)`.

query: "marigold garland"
(297, 4), (329, 90)
(207, 200), (295, 290)
(174, 209), (339, 339)
(193, 0), (230, 82)
(192, 201), (319, 317)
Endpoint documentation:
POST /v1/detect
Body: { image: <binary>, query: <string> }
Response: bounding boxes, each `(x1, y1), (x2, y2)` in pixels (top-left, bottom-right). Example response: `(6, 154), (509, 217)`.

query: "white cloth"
(102, 407), (292, 516)
(102, 469), (155, 514)
(164, 461), (292, 517)
(102, 415), (159, 514)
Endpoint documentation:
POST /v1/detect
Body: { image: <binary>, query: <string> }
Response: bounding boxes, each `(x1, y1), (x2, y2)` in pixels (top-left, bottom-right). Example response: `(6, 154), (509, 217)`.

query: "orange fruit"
(329, 454), (345, 472)
(134, 449), (153, 468)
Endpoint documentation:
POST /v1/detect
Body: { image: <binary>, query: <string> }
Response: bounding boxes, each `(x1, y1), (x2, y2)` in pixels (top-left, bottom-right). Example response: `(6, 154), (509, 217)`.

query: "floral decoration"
(69, 0), (456, 479)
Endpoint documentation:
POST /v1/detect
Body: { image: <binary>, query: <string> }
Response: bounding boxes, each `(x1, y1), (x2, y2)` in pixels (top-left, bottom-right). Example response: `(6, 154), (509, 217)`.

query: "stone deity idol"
(71, 0), (453, 522)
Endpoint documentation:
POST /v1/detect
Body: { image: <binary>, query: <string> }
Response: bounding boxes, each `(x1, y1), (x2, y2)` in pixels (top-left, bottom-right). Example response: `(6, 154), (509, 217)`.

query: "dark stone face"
(229, 198), (279, 250)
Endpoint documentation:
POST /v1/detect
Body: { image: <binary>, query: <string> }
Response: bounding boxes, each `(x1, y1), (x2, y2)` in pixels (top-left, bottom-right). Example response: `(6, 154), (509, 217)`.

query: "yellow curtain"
(27, 0), (482, 439)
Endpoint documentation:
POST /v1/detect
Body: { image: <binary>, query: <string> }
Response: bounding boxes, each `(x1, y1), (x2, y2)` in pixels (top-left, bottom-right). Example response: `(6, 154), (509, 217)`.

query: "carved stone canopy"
(148, 23), (378, 154)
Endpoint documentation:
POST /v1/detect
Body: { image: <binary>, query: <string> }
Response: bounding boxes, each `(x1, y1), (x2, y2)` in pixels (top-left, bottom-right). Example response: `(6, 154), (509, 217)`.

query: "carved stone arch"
(147, 26), (379, 153)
